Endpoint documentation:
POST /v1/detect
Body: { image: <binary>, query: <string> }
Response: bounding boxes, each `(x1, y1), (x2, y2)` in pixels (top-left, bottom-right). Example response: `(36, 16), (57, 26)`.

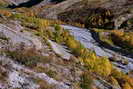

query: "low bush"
(85, 8), (114, 29)
(0, 0), (8, 7)
(34, 79), (55, 89)
(80, 72), (93, 89)
(111, 30), (133, 51)
(5, 48), (46, 67)
(0, 9), (12, 17)
(122, 82), (132, 89)
(111, 68), (133, 89)
(108, 76), (120, 87)
(46, 70), (57, 79)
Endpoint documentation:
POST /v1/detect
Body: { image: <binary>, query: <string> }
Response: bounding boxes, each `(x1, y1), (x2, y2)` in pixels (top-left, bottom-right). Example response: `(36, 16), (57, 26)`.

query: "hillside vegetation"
(0, 0), (133, 89)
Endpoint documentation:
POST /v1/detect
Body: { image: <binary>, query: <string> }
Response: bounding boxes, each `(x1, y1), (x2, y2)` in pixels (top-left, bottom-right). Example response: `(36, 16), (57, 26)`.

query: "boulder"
(48, 40), (72, 60)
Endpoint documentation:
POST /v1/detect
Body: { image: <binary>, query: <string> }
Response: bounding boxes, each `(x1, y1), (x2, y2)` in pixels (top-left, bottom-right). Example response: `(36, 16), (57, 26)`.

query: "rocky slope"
(0, 19), (81, 89)
(0, 0), (133, 89)
(58, 0), (133, 29)
(3, 0), (30, 5)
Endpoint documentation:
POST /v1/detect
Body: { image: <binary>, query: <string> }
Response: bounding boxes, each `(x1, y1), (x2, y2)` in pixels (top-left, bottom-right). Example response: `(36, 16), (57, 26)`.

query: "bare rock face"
(5, 0), (51, 8)
(48, 40), (72, 60)
(5, 0), (30, 5)
(0, 23), (42, 50)
(0, 20), (79, 89)
(0, 55), (71, 89)
(39, 0), (82, 19)
(0, 55), (40, 89)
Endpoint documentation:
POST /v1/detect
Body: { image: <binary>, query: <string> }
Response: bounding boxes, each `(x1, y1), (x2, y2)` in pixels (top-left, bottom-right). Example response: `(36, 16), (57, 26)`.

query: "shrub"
(0, 0), (8, 7)
(111, 68), (123, 79)
(54, 24), (62, 31)
(0, 9), (12, 17)
(121, 75), (133, 88)
(46, 70), (57, 78)
(85, 8), (114, 29)
(80, 72), (93, 89)
(66, 37), (79, 50)
(111, 68), (133, 89)
(111, 30), (133, 51)
(122, 82), (132, 89)
(108, 76), (120, 88)
(6, 48), (45, 67)
(53, 24), (64, 43)
(0, 67), (7, 81)
(34, 79), (55, 89)
(81, 56), (112, 77)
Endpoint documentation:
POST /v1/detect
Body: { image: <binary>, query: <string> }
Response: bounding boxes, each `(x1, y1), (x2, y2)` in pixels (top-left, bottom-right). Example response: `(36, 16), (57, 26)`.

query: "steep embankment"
(62, 25), (133, 73)
(39, 0), (82, 19)
(0, 0), (133, 89)
(58, 0), (133, 29)
(0, 16), (80, 89)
